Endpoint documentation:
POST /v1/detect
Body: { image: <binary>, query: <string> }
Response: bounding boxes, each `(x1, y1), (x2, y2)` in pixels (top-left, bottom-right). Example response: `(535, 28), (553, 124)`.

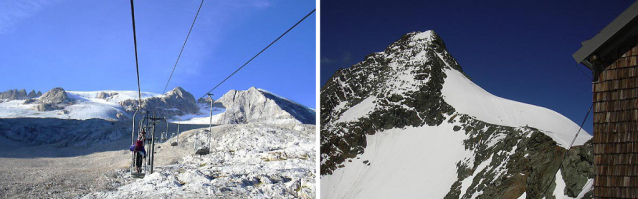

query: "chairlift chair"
(130, 110), (147, 178)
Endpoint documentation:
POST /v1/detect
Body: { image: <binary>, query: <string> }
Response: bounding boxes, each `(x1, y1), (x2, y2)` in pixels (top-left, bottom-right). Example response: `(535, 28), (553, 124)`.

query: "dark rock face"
(119, 87), (200, 118)
(321, 31), (461, 175)
(320, 30), (593, 198)
(561, 140), (594, 197)
(444, 115), (593, 199)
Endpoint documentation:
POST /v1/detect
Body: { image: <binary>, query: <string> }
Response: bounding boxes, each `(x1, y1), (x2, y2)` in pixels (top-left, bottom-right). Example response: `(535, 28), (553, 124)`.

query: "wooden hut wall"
(593, 37), (638, 198)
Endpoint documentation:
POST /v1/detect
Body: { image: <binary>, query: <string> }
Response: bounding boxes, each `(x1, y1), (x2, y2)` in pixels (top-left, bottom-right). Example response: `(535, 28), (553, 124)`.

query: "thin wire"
(534, 103), (593, 198)
(162, 0), (205, 95)
(129, 0), (142, 108)
(199, 9), (316, 99)
(574, 62), (593, 81)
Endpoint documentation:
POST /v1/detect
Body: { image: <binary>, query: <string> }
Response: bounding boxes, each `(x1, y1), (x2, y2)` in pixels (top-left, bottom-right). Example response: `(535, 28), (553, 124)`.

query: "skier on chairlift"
(130, 137), (146, 174)
(138, 129), (146, 141)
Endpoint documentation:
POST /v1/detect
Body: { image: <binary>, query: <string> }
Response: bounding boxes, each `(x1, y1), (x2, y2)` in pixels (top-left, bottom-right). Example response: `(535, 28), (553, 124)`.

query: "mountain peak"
(406, 30), (438, 42)
(168, 86), (186, 95)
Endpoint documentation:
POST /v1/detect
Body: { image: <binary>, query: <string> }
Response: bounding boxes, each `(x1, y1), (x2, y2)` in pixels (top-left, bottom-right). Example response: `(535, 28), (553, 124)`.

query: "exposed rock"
(197, 97), (225, 109)
(215, 87), (315, 125)
(115, 112), (126, 119)
(27, 90), (37, 98)
(0, 89), (28, 100)
(17, 89), (27, 98)
(96, 92), (117, 99)
(23, 99), (37, 104)
(35, 103), (64, 111)
(39, 87), (69, 104)
(119, 87), (199, 118)
(561, 140), (594, 197)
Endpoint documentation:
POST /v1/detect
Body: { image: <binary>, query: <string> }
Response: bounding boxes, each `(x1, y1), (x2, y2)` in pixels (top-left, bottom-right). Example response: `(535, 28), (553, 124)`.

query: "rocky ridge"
(214, 87), (315, 125)
(0, 89), (42, 100)
(115, 87), (200, 118)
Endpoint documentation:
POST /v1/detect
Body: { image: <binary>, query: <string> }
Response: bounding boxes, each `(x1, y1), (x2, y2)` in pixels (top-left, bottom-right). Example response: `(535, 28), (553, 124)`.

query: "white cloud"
(0, 0), (52, 34)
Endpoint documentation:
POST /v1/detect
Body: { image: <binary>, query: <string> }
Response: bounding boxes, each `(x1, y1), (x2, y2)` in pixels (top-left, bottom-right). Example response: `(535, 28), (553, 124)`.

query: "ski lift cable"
(199, 8), (316, 99)
(162, 0), (205, 95)
(129, 0), (145, 177)
(534, 103), (593, 198)
(129, 0), (142, 107)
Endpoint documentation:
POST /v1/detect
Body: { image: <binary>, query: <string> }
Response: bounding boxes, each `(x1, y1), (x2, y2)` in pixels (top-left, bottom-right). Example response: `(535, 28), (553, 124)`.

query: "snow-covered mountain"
(0, 87), (161, 120)
(320, 30), (593, 199)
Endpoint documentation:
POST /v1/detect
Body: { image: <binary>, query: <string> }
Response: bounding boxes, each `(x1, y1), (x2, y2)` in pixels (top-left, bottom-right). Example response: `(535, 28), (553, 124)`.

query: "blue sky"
(320, 0), (634, 134)
(0, 0), (316, 108)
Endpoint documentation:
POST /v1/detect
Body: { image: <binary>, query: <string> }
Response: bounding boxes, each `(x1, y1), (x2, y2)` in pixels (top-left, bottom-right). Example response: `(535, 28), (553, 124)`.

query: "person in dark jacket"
(129, 138), (146, 173)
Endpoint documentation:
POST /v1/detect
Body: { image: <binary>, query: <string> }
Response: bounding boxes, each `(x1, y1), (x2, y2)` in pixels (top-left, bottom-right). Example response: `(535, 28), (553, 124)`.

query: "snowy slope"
(321, 123), (469, 198)
(442, 69), (591, 147)
(171, 102), (226, 124)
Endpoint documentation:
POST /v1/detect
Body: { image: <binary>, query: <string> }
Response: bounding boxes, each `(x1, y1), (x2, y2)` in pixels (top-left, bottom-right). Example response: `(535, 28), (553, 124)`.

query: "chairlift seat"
(131, 172), (146, 178)
(195, 147), (210, 155)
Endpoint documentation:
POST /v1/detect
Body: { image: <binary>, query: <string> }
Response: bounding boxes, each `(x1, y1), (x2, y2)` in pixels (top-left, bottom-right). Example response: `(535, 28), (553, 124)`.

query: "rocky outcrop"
(119, 87), (199, 118)
(1, 89), (28, 100)
(39, 87), (69, 104)
(96, 92), (117, 99)
(197, 97), (225, 109)
(215, 87), (315, 125)
(321, 31), (458, 174)
(0, 89), (42, 101)
(27, 90), (38, 98)
(33, 87), (71, 111)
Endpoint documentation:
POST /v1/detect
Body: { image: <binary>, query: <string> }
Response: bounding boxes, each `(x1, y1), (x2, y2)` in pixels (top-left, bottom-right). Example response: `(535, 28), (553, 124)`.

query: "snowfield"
(321, 123), (469, 199)
(441, 69), (591, 147)
(83, 123), (316, 198)
(0, 90), (161, 121)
